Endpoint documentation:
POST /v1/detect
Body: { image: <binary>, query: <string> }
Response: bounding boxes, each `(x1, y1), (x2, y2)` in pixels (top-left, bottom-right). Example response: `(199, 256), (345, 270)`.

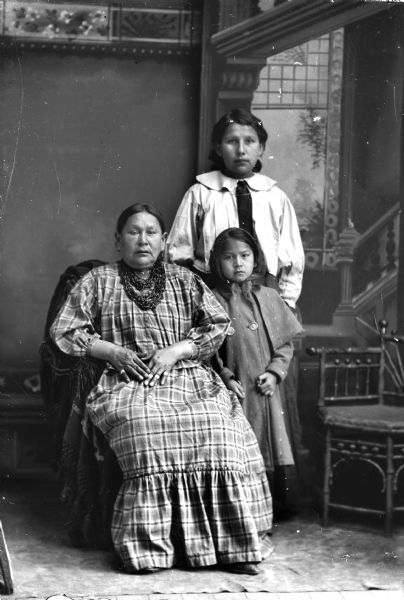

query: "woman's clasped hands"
(110, 346), (150, 383)
(111, 341), (193, 387)
(142, 346), (181, 387)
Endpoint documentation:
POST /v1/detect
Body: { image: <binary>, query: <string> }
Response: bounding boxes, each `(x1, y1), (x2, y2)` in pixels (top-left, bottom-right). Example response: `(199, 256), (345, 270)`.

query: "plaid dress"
(51, 263), (272, 572)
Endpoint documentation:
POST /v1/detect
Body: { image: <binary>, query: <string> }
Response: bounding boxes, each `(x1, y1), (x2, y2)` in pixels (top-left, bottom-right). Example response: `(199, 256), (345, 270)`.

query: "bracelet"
(85, 337), (99, 357)
(185, 340), (197, 359)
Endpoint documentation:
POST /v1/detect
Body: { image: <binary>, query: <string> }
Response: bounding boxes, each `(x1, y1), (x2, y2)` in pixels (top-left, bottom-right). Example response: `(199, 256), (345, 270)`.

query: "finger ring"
(120, 369), (126, 376)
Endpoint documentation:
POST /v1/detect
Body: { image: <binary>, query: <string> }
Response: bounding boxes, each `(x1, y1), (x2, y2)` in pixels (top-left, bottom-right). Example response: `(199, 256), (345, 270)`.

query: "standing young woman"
(166, 107), (305, 310)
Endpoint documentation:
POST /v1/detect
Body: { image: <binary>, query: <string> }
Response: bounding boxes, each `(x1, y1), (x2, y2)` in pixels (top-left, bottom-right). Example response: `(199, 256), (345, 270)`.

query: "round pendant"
(248, 321), (258, 331)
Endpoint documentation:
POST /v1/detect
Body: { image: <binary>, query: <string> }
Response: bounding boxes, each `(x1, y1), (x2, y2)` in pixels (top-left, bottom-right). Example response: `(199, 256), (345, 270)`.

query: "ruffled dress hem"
(112, 468), (272, 572)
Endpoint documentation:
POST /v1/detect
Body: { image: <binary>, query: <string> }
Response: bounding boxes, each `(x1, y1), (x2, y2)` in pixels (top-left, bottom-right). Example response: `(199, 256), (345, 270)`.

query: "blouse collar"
(196, 170), (277, 192)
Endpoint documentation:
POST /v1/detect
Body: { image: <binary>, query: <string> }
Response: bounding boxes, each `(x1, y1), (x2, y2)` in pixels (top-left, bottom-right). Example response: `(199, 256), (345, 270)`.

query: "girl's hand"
(110, 347), (150, 382)
(227, 379), (245, 400)
(256, 372), (277, 397)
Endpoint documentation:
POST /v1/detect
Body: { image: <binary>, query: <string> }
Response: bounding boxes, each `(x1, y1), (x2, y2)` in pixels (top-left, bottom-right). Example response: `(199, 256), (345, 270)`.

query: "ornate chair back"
(307, 329), (404, 534)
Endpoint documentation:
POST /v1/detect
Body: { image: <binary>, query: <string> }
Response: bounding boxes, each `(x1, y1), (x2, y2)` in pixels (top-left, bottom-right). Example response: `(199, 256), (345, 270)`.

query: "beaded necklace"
(118, 256), (166, 310)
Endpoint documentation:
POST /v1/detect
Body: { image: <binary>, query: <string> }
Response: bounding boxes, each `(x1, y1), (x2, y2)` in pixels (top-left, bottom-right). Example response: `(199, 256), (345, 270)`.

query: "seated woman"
(50, 203), (272, 576)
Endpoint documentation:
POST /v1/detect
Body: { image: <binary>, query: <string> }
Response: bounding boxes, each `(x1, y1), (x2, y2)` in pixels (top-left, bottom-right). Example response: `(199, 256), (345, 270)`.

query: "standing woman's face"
(216, 123), (264, 179)
(116, 212), (166, 271)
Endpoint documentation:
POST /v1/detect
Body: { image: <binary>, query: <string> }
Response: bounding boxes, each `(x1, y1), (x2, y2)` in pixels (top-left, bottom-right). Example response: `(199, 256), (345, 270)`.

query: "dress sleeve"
(266, 340), (294, 383)
(165, 185), (201, 267)
(50, 271), (101, 357)
(186, 274), (230, 361)
(277, 193), (305, 309)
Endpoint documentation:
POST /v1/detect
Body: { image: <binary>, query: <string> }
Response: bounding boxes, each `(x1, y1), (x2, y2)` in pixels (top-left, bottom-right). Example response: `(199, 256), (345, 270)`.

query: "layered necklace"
(118, 256), (166, 310)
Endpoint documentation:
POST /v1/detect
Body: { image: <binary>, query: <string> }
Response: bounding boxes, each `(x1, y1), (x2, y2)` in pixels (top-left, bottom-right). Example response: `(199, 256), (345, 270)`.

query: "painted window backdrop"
(252, 30), (344, 270)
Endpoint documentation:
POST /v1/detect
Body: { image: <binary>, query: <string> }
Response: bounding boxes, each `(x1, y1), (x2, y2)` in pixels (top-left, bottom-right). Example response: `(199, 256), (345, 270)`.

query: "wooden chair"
(307, 324), (404, 534)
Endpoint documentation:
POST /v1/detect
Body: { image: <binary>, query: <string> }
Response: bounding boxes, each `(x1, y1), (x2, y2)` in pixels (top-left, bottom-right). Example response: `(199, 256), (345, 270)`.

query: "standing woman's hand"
(227, 379), (245, 400)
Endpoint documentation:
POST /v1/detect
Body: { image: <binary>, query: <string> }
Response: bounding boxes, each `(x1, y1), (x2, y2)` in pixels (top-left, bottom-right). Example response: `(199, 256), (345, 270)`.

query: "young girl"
(209, 227), (303, 512)
(165, 107), (304, 310)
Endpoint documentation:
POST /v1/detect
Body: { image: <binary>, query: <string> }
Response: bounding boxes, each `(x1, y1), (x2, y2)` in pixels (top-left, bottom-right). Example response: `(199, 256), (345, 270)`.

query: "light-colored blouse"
(166, 170), (305, 308)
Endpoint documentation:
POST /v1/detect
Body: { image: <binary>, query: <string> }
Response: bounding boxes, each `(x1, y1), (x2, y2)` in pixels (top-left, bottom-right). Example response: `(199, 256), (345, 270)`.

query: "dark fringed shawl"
(40, 259), (122, 548)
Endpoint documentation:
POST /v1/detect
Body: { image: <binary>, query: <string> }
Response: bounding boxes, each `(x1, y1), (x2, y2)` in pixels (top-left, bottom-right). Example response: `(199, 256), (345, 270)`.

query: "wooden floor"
(47, 592), (404, 599)
(2, 479), (404, 599)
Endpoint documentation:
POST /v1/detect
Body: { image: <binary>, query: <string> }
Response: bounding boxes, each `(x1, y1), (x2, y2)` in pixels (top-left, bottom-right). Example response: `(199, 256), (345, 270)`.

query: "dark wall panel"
(0, 50), (200, 368)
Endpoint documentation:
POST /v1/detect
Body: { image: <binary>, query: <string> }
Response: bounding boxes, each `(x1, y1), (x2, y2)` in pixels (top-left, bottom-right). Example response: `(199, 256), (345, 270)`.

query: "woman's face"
(216, 123), (264, 179)
(219, 238), (255, 283)
(116, 211), (166, 271)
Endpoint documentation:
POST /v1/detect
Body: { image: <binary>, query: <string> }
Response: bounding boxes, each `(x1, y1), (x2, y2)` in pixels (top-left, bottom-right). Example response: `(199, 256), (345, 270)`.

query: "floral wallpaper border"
(0, 2), (201, 47)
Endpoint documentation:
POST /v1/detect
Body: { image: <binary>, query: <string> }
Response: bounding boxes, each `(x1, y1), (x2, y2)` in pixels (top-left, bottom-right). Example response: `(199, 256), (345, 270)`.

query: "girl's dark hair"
(209, 227), (267, 283)
(208, 108), (268, 173)
(116, 203), (166, 234)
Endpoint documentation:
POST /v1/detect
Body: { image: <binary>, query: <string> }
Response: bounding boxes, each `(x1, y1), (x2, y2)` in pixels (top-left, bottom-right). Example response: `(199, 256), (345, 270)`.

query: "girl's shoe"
(260, 534), (274, 560)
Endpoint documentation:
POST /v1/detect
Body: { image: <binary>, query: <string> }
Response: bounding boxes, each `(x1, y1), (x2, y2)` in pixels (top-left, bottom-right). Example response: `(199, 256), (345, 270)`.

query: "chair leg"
(0, 521), (13, 595)
(322, 427), (331, 527)
(385, 434), (394, 536)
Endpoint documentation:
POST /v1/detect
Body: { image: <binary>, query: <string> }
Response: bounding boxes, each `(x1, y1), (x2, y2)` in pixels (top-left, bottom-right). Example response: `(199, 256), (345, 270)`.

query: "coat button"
(227, 327), (235, 336)
(248, 322), (258, 331)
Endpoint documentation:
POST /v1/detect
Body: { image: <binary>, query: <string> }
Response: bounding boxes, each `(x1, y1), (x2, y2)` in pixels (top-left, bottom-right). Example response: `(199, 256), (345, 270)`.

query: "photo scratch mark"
(96, 163), (102, 190)
(3, 50), (24, 215)
(393, 84), (398, 121)
(54, 160), (62, 214)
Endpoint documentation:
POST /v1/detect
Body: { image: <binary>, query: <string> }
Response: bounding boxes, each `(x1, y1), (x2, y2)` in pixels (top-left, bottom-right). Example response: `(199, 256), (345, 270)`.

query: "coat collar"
(196, 170), (277, 192)
(212, 281), (303, 351)
(214, 279), (253, 301)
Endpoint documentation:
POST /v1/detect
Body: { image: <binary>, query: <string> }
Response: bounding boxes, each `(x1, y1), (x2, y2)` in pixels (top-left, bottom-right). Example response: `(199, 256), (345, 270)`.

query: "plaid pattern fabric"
(51, 263), (230, 363)
(51, 263), (272, 571)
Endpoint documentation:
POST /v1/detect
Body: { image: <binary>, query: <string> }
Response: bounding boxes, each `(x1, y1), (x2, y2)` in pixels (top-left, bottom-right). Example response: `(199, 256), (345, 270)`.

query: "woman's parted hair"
(208, 108), (268, 173)
(116, 203), (166, 234)
(209, 227), (266, 284)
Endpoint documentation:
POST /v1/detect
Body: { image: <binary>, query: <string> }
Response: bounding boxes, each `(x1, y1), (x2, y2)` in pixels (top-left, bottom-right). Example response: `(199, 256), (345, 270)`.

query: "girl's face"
(116, 211), (166, 271)
(219, 238), (255, 283)
(216, 123), (264, 179)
